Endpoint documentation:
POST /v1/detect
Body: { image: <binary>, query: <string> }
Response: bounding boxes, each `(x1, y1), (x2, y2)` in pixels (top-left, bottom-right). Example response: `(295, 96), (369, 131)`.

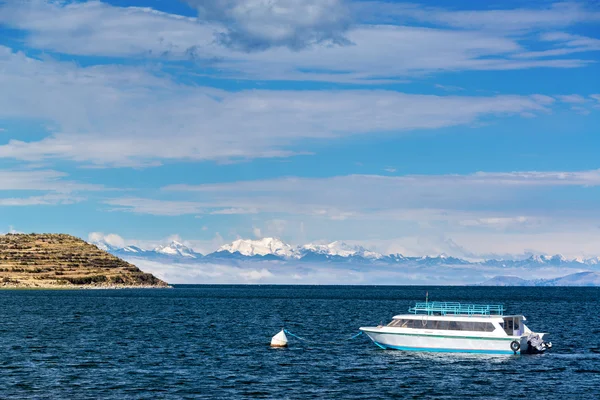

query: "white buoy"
(270, 329), (288, 348)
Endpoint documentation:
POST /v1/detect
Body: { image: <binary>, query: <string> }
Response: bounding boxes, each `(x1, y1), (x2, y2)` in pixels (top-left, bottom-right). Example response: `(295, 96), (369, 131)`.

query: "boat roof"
(409, 301), (506, 316)
(392, 314), (525, 322)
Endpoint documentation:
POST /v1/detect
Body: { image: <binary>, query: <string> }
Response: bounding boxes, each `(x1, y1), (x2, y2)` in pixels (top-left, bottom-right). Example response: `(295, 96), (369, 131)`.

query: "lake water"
(0, 285), (599, 399)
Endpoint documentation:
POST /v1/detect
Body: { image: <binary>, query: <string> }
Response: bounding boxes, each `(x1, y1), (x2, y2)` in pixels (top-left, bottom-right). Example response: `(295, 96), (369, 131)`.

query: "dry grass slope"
(0, 233), (169, 288)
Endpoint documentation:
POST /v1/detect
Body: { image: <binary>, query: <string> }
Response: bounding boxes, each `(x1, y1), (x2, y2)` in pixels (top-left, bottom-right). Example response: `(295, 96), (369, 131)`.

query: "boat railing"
(408, 302), (505, 316)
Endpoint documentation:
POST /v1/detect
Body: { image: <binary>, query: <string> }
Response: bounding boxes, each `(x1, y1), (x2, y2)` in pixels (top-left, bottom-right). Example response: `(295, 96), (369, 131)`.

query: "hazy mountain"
(300, 241), (383, 259)
(478, 271), (600, 286)
(477, 276), (535, 286)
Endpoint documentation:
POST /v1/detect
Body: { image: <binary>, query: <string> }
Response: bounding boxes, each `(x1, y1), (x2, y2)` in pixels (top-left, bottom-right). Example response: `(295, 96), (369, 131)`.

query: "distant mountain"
(91, 237), (600, 270)
(217, 238), (294, 258)
(544, 271), (600, 286)
(477, 276), (534, 286)
(482, 254), (587, 268)
(414, 254), (469, 266)
(300, 241), (383, 259)
(153, 241), (198, 258)
(121, 245), (145, 254)
(478, 271), (600, 286)
(90, 239), (202, 260)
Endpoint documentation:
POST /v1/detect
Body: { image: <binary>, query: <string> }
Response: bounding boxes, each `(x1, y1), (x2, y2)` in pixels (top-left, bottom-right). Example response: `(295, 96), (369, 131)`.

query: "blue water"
(0, 286), (599, 399)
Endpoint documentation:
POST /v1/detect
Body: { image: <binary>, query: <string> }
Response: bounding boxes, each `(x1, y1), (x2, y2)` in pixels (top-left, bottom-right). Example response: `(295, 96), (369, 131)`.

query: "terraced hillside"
(0, 233), (169, 288)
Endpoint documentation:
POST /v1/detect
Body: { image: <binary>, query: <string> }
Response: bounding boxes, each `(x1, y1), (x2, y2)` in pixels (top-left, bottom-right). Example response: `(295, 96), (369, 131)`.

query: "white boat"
(360, 301), (551, 355)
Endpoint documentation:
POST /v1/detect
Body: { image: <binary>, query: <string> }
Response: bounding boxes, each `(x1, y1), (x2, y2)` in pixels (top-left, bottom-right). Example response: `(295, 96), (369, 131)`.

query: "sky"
(1, 0), (600, 259)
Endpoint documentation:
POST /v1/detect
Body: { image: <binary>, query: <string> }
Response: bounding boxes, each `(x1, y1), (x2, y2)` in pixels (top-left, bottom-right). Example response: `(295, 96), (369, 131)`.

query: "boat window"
(386, 319), (494, 332)
(470, 322), (495, 332)
(424, 320), (439, 330)
(387, 319), (412, 327)
(460, 322), (474, 331)
(503, 318), (514, 335)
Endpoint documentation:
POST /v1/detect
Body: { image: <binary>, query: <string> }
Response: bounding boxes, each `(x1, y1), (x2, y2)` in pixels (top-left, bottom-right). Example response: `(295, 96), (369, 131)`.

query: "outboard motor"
(526, 333), (552, 354)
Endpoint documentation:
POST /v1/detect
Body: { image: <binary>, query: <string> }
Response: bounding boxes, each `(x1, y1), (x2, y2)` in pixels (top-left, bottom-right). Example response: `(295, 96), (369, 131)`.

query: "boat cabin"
(384, 302), (528, 337)
(500, 316), (525, 336)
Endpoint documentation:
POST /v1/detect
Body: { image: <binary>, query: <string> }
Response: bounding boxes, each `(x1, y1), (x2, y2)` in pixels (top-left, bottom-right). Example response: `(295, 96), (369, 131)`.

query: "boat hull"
(360, 328), (524, 355)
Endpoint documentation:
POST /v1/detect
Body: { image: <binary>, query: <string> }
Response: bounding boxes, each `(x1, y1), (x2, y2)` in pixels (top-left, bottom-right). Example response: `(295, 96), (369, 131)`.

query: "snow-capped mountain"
(585, 257), (600, 265)
(300, 241), (383, 259)
(93, 236), (600, 269)
(153, 241), (198, 258)
(483, 254), (587, 268)
(217, 238), (295, 258)
(91, 241), (114, 252)
(90, 239), (201, 260)
(121, 245), (145, 253)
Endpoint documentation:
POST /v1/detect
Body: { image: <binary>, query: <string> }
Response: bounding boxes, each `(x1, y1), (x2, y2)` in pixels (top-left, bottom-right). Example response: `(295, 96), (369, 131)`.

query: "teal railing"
(408, 302), (505, 316)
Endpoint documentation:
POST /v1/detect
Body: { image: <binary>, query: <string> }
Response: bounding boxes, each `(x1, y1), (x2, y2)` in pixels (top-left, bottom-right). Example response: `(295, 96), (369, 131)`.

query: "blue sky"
(1, 0), (600, 258)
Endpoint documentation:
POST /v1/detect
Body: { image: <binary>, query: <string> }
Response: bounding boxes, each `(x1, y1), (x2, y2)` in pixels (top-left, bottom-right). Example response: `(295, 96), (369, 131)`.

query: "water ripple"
(0, 286), (599, 399)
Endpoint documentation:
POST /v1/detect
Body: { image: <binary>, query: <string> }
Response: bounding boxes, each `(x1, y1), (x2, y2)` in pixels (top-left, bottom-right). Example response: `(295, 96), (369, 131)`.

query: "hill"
(0, 233), (169, 288)
(477, 271), (600, 287)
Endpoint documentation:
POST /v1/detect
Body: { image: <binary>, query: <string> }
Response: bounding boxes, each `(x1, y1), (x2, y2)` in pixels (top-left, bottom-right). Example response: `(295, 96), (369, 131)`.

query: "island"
(0, 233), (169, 288)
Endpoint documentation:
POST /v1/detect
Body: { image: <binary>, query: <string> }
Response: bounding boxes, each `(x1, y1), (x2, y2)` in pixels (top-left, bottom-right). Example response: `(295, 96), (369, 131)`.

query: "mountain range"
(478, 271), (600, 286)
(91, 237), (600, 268)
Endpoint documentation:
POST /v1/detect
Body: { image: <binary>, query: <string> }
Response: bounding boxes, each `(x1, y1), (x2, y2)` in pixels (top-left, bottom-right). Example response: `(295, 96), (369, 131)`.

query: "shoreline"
(0, 283), (173, 290)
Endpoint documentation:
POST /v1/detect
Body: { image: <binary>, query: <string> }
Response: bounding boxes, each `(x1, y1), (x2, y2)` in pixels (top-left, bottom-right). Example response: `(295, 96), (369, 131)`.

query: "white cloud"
(0, 194), (84, 206)
(166, 169), (600, 199)
(571, 106), (590, 115)
(88, 232), (126, 248)
(0, 169), (102, 192)
(104, 198), (205, 216)
(0, 46), (561, 167)
(252, 227), (262, 238)
(529, 94), (556, 105)
(459, 216), (537, 229)
(0, 1), (597, 84)
(210, 208), (259, 215)
(0, 169), (102, 207)
(238, 268), (274, 280)
(434, 84), (464, 92)
(0, 1), (216, 58)
(356, 2), (600, 32)
(79, 169), (600, 257)
(528, 32), (600, 58)
(157, 169), (600, 256)
(187, 0), (351, 50)
(265, 219), (287, 236)
(557, 94), (587, 103)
